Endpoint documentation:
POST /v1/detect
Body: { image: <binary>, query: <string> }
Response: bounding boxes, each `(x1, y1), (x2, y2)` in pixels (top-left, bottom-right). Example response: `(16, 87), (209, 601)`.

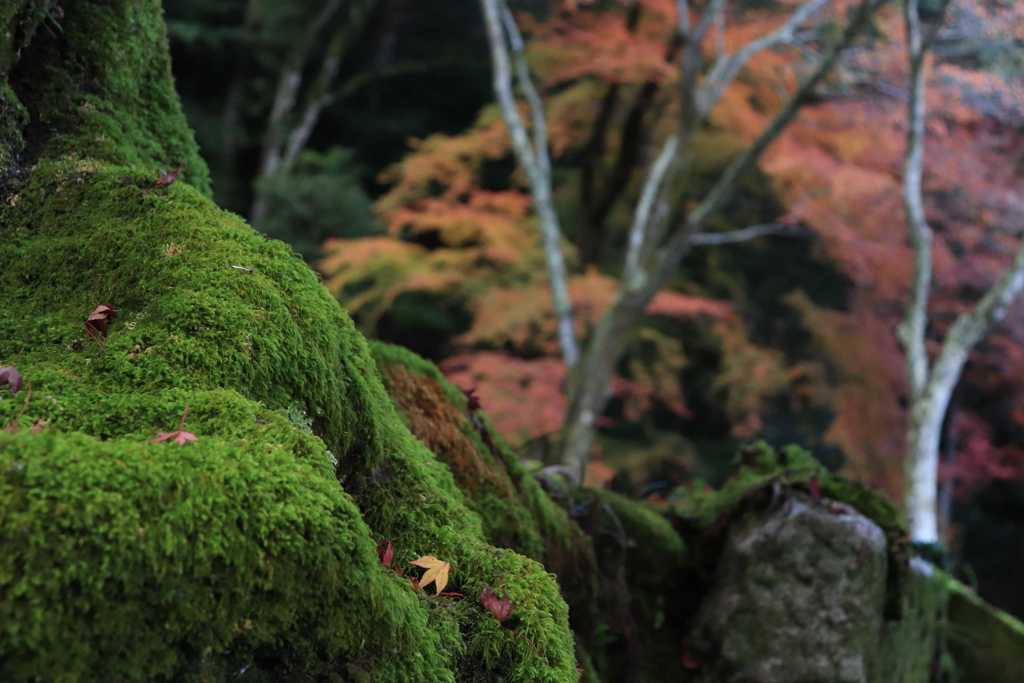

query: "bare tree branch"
(714, 0), (728, 60)
(559, 0), (883, 481)
(648, 0), (880, 294)
(690, 222), (800, 246)
(697, 0), (832, 116)
(624, 136), (679, 287)
(250, 0), (347, 226)
(480, 0), (580, 369)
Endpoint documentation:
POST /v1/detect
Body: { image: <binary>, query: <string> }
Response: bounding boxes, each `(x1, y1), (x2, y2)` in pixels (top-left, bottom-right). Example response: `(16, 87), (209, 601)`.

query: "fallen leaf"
(808, 477), (821, 502)
(153, 166), (183, 189)
(460, 385), (482, 412)
(378, 539), (395, 568)
(153, 430), (198, 445)
(480, 586), (513, 622)
(153, 404), (198, 446)
(0, 365), (22, 394)
(410, 555), (450, 595)
(85, 304), (118, 339)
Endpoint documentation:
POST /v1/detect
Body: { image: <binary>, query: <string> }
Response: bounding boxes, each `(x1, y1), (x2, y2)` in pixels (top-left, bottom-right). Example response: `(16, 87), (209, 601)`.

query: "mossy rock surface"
(944, 574), (1024, 682)
(372, 343), (699, 682)
(0, 2), (577, 681)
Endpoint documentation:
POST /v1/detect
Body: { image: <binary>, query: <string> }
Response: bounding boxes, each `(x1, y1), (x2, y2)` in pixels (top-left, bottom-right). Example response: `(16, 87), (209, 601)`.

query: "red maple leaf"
(153, 404), (198, 446)
(460, 385), (482, 412)
(153, 166), (183, 189)
(480, 586), (513, 622)
(378, 539), (395, 568)
(808, 477), (822, 502)
(0, 365), (22, 394)
(153, 430), (198, 445)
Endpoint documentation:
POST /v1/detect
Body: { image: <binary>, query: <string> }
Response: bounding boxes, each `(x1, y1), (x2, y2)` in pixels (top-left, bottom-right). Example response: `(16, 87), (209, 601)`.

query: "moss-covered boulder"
(686, 492), (890, 682)
(0, 2), (576, 680)
(372, 343), (693, 682)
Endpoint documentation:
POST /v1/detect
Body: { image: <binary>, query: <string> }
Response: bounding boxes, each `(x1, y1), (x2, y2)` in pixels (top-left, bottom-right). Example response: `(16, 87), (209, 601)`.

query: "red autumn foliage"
(153, 405), (198, 446)
(480, 585), (514, 623)
(0, 365), (22, 394)
(378, 539), (395, 568)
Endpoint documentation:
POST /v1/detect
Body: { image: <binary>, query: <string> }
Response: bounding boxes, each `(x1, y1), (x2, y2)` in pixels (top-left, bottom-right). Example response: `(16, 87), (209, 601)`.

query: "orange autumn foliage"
(322, 0), (1024, 500)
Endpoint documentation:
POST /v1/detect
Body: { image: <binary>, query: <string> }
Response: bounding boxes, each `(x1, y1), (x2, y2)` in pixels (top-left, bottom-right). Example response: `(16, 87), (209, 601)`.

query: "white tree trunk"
(899, 0), (1024, 543)
(479, 0), (580, 370)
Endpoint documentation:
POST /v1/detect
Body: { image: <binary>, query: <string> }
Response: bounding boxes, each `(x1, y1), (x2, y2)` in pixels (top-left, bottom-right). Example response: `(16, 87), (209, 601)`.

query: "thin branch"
(259, 0), (344, 180)
(582, 7), (680, 264)
(649, 0), (882, 293)
(559, 0), (882, 482)
(714, 0), (727, 60)
(697, 0), (831, 116)
(251, 0), (346, 224)
(690, 222), (800, 246)
(480, 0), (580, 369)
(623, 135), (679, 289)
(677, 0), (690, 36)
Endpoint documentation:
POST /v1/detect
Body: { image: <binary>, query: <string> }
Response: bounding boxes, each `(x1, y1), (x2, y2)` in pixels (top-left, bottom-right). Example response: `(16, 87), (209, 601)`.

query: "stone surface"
(689, 493), (889, 683)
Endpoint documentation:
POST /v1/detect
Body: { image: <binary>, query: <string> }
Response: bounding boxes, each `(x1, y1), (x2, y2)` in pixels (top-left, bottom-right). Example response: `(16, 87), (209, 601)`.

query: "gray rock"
(688, 494), (890, 683)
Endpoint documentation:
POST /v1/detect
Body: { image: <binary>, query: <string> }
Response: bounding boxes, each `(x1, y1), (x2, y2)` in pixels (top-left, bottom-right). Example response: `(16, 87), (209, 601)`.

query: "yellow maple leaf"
(410, 555), (451, 595)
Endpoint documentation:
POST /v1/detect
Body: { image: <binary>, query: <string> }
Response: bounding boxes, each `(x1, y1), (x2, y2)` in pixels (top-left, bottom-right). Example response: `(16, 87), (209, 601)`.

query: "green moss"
(0, 1), (578, 676)
(371, 341), (587, 565)
(0, 79), (27, 170)
(595, 489), (685, 585)
(1, 1), (47, 169)
(0, 162), (576, 680)
(371, 340), (468, 407)
(944, 574), (1024, 682)
(1, 2), (47, 73)
(369, 343), (586, 680)
(670, 441), (910, 624)
(670, 441), (904, 534)
(10, 0), (210, 194)
(0, 430), (447, 682)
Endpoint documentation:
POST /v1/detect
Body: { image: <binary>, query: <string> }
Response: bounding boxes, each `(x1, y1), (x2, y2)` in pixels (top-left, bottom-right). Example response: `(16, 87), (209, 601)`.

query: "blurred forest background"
(163, 0), (1023, 616)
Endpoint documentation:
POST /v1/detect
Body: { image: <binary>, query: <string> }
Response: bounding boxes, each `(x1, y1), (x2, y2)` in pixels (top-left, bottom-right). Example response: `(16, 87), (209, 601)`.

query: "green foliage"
(255, 147), (381, 261)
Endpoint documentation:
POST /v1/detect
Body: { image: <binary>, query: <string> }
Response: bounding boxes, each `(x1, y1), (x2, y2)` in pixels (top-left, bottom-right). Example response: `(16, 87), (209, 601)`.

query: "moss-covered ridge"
(0, 155), (580, 681)
(0, 1), (576, 680)
(372, 343), (695, 682)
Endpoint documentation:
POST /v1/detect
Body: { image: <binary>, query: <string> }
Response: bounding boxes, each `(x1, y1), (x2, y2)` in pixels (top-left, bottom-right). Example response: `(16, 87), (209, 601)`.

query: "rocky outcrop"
(687, 494), (889, 683)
